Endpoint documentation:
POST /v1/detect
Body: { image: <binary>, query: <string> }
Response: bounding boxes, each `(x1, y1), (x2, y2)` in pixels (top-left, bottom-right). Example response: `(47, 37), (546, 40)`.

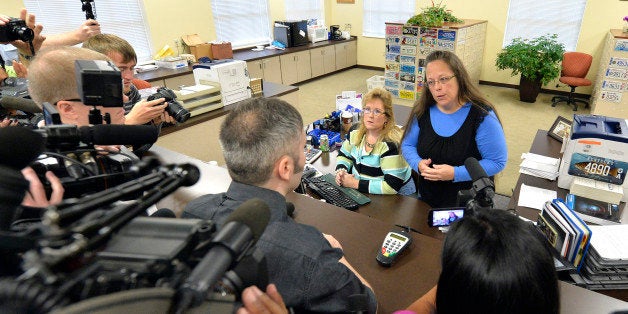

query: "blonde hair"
(353, 87), (402, 146)
(28, 46), (110, 106)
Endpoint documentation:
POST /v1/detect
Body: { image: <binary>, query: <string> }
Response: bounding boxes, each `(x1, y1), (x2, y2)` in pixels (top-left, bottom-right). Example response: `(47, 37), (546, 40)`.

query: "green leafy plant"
(406, 1), (463, 27)
(495, 34), (565, 85)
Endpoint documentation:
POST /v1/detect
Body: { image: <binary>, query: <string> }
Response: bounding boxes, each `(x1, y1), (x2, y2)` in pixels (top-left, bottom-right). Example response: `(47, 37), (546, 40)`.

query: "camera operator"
(1, 8), (100, 64)
(83, 34), (175, 126)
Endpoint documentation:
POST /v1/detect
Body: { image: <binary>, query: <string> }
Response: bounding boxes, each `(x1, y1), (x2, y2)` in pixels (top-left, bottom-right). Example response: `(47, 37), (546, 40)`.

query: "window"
(285, 0), (324, 24)
(503, 0), (586, 51)
(23, 0), (154, 63)
(211, 0), (272, 49)
(363, 0), (414, 38)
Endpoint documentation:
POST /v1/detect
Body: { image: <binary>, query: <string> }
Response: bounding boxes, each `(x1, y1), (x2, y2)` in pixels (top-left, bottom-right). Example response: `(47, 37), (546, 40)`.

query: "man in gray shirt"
(183, 97), (376, 313)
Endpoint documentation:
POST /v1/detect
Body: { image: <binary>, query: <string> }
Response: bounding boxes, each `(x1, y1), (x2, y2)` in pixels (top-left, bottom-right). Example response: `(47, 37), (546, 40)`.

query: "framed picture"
(548, 116), (572, 142)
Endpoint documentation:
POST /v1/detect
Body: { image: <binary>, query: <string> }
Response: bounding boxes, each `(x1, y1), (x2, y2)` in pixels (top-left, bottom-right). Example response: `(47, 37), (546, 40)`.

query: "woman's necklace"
(365, 141), (375, 148)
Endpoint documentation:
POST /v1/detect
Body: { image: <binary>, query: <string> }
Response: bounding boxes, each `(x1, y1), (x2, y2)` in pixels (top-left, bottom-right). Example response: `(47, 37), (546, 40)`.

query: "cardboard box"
(211, 42), (233, 59)
(182, 34), (212, 60)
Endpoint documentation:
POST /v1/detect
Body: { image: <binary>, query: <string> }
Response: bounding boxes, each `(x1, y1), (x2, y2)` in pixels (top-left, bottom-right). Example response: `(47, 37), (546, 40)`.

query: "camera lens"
(166, 100), (190, 123)
(14, 26), (34, 42)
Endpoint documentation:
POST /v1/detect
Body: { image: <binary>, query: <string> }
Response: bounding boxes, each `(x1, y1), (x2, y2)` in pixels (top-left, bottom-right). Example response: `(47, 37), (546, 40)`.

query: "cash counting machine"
(557, 115), (628, 203)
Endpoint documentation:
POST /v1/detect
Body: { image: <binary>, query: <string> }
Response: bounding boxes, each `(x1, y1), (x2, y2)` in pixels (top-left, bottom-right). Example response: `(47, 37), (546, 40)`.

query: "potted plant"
(406, 1), (463, 28)
(495, 34), (565, 102)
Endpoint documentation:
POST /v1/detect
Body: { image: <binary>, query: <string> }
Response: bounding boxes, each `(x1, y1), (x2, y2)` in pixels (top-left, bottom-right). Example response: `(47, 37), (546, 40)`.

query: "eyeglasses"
(363, 108), (385, 116)
(425, 75), (456, 87)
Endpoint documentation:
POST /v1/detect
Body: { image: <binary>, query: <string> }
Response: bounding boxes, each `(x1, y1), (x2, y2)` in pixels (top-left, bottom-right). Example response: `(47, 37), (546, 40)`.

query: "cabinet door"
(310, 47), (325, 78)
(280, 53), (298, 85)
(295, 50), (312, 82)
(335, 42), (348, 70)
(323, 46), (336, 74)
(262, 56), (282, 84)
(346, 41), (357, 67)
(246, 60), (264, 80)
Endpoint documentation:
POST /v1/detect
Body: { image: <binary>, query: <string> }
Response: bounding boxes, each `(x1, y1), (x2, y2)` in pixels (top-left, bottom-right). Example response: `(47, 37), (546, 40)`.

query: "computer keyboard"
(305, 147), (322, 164)
(318, 173), (371, 205)
(305, 175), (360, 210)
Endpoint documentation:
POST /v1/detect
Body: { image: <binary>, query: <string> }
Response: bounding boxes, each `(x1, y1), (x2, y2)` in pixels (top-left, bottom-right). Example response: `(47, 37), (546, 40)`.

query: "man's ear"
(55, 101), (78, 121)
(276, 155), (294, 181)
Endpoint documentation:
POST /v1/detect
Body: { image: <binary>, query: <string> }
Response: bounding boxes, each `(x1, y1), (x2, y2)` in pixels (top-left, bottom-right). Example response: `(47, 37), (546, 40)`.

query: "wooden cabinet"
(246, 56), (282, 83)
(384, 20), (487, 100)
(590, 29), (628, 119)
(335, 41), (357, 70)
(310, 45), (336, 78)
(280, 50), (312, 85)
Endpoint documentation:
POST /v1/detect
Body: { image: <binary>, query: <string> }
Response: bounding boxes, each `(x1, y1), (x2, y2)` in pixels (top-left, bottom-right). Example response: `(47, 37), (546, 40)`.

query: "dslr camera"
(0, 18), (34, 42)
(147, 87), (191, 123)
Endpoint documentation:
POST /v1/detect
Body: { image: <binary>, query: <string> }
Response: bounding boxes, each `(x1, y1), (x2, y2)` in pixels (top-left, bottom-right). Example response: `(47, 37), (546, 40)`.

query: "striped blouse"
(335, 130), (413, 194)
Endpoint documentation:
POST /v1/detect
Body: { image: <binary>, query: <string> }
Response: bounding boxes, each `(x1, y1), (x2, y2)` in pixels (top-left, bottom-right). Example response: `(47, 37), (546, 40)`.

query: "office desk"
(508, 129), (628, 302)
(150, 145), (627, 313)
(287, 191), (628, 313)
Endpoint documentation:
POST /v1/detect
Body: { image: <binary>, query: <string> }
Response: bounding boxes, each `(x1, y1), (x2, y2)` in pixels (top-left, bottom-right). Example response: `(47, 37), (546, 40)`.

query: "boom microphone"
(0, 96), (42, 113)
(463, 157), (495, 208)
(36, 124), (160, 149)
(174, 198), (271, 312)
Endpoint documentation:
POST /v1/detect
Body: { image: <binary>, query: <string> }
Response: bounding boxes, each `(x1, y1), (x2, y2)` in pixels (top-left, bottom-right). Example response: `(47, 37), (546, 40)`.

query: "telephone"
(376, 228), (412, 267)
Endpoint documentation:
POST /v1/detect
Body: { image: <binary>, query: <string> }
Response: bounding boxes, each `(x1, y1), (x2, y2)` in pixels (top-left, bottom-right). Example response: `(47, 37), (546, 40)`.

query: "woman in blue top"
(401, 50), (507, 207)
(336, 87), (414, 195)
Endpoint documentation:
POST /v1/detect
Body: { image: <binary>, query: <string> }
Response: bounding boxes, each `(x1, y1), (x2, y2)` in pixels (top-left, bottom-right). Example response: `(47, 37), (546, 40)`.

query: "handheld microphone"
(0, 126), (45, 171)
(463, 157), (495, 208)
(174, 198), (271, 312)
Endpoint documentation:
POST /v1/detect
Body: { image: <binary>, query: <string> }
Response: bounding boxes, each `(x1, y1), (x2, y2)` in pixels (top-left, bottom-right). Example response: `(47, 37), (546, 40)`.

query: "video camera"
(0, 149), (271, 313)
(0, 18), (34, 43)
(30, 123), (160, 199)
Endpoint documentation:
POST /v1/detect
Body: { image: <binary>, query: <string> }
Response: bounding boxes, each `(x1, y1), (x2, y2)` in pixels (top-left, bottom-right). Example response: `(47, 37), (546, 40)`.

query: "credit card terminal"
(376, 229), (412, 267)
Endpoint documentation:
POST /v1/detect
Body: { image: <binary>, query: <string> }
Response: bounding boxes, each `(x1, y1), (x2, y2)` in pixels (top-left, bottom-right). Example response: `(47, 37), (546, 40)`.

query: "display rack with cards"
(383, 20), (486, 100)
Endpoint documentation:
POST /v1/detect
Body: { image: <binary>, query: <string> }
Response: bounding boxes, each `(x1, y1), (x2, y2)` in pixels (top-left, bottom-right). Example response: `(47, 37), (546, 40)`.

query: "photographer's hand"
(8, 9), (46, 58)
(45, 19), (101, 46)
(21, 167), (64, 207)
(11, 60), (27, 78)
(237, 284), (288, 314)
(124, 98), (167, 125)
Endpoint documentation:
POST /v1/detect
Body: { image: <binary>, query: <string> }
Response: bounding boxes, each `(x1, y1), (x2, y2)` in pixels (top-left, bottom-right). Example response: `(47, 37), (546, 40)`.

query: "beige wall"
(2, 0), (627, 93)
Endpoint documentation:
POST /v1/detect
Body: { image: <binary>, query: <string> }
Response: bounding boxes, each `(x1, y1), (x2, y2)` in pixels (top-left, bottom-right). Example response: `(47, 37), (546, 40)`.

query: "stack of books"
(537, 199), (592, 271)
(519, 152), (560, 180)
(573, 225), (628, 290)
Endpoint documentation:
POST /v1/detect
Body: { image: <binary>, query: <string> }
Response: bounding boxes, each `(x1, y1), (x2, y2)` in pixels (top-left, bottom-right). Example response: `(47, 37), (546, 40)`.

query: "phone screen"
(429, 208), (465, 227)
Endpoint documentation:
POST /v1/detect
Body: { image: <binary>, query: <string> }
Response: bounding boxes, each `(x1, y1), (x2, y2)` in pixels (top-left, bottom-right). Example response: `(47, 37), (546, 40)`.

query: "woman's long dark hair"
(436, 209), (559, 314)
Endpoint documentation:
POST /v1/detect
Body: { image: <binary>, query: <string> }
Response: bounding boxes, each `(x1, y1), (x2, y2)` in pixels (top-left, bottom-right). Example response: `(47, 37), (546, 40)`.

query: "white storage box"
(155, 57), (188, 69)
(367, 75), (385, 91)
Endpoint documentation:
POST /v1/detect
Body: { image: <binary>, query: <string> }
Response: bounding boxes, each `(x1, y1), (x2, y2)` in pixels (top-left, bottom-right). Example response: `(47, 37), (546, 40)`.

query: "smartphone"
(427, 207), (465, 227)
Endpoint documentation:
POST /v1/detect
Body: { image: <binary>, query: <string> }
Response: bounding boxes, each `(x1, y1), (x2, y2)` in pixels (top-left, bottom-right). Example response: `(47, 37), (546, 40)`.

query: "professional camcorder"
(147, 87), (191, 123)
(30, 123), (160, 198)
(0, 18), (34, 43)
(0, 131), (271, 312)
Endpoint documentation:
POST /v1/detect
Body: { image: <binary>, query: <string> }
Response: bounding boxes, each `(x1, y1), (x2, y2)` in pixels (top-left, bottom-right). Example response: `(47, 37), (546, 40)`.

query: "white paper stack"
(519, 152), (560, 180)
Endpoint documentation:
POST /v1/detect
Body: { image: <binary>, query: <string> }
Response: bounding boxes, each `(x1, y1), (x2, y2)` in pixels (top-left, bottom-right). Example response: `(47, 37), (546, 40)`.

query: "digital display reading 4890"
(567, 153), (628, 185)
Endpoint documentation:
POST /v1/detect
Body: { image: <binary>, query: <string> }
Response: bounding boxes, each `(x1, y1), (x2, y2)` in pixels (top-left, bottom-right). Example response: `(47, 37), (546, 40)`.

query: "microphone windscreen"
(464, 157), (488, 182)
(79, 124), (159, 146)
(0, 96), (42, 113)
(224, 198), (270, 242)
(150, 208), (177, 218)
(0, 126), (45, 170)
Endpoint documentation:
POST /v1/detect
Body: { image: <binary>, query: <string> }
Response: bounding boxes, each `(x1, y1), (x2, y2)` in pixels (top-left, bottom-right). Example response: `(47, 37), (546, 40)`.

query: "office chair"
(131, 78), (152, 90)
(551, 52), (592, 111)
